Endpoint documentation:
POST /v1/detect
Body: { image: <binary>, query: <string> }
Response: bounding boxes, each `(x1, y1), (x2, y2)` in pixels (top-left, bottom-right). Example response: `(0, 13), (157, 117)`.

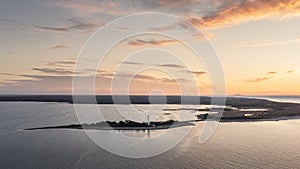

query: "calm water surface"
(0, 102), (299, 169)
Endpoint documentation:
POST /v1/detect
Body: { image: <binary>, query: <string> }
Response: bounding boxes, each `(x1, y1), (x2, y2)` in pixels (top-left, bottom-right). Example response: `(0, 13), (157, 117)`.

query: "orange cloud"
(287, 70), (295, 73)
(245, 77), (270, 83)
(188, 71), (206, 76)
(127, 39), (179, 46)
(188, 0), (300, 28)
(267, 71), (277, 75)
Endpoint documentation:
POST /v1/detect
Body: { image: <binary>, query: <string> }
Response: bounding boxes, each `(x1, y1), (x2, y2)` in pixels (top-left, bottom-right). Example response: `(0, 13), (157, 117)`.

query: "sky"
(0, 0), (300, 95)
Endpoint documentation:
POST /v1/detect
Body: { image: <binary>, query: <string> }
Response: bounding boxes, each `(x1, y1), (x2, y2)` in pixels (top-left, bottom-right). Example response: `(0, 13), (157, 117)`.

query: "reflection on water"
(115, 128), (167, 138)
(239, 108), (268, 112)
(0, 102), (299, 168)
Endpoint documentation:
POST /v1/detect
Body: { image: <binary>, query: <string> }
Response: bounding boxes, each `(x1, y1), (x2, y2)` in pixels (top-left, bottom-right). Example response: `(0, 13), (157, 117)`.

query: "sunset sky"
(1, 0), (300, 95)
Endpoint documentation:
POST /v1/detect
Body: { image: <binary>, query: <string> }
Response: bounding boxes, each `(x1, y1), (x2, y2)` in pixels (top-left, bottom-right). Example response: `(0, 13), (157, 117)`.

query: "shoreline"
(233, 95), (300, 104)
(219, 115), (300, 123)
(23, 115), (300, 132)
(1, 95), (299, 125)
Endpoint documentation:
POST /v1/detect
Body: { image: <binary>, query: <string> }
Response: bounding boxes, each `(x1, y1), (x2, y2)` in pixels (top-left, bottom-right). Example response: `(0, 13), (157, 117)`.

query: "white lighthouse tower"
(147, 114), (150, 126)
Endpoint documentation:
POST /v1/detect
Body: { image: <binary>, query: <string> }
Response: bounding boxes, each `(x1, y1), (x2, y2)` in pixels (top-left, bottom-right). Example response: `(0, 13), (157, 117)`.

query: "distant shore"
(1, 95), (300, 123)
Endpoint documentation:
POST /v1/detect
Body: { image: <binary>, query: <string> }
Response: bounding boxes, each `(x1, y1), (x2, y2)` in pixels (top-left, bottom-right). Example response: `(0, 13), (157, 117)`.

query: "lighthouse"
(147, 114), (150, 126)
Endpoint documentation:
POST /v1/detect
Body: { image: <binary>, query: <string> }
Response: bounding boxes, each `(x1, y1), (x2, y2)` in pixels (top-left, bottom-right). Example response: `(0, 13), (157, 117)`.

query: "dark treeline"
(0, 95), (212, 105)
(0, 95), (298, 110)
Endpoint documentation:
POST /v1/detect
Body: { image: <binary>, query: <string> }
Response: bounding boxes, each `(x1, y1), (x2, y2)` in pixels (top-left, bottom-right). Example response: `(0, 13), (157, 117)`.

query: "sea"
(0, 96), (299, 169)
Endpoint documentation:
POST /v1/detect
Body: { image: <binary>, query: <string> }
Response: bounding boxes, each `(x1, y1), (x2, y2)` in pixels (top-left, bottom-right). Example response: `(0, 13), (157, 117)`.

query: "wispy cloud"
(161, 77), (189, 83)
(186, 70), (206, 76)
(267, 71), (277, 75)
(179, 69), (206, 76)
(34, 26), (69, 32)
(49, 0), (300, 29)
(158, 0), (197, 8)
(0, 72), (18, 76)
(32, 68), (76, 75)
(126, 74), (158, 81)
(46, 60), (76, 68)
(32, 59), (79, 75)
(245, 77), (270, 83)
(117, 61), (142, 65)
(155, 64), (185, 68)
(51, 0), (122, 16)
(244, 70), (279, 83)
(0, 70), (191, 94)
(188, 0), (300, 28)
(244, 71), (278, 82)
(98, 71), (158, 82)
(47, 44), (69, 50)
(127, 39), (179, 46)
(97, 71), (189, 84)
(287, 70), (295, 73)
(34, 18), (103, 33)
(231, 37), (300, 47)
(149, 20), (214, 40)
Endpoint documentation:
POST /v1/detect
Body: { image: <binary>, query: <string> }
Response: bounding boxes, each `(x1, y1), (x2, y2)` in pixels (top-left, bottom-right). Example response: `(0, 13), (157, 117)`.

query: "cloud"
(244, 70), (280, 82)
(0, 70), (192, 94)
(127, 39), (179, 46)
(161, 77), (189, 83)
(46, 61), (76, 66)
(47, 44), (69, 50)
(50, 0), (300, 30)
(179, 69), (206, 76)
(156, 64), (185, 68)
(148, 20), (215, 40)
(244, 70), (282, 83)
(131, 74), (158, 81)
(0, 72), (118, 94)
(287, 70), (295, 73)
(158, 0), (198, 8)
(98, 71), (188, 84)
(34, 26), (69, 32)
(51, 0), (122, 16)
(117, 61), (142, 65)
(231, 37), (300, 47)
(245, 77), (270, 83)
(34, 18), (103, 33)
(187, 70), (206, 76)
(45, 60), (77, 70)
(54, 0), (224, 19)
(267, 71), (277, 75)
(0, 75), (100, 94)
(98, 71), (158, 81)
(32, 68), (76, 75)
(0, 72), (18, 76)
(187, 0), (300, 28)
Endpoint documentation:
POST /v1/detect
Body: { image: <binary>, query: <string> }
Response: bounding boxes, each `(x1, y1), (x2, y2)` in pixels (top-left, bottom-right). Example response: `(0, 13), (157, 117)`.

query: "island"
(24, 120), (196, 131)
